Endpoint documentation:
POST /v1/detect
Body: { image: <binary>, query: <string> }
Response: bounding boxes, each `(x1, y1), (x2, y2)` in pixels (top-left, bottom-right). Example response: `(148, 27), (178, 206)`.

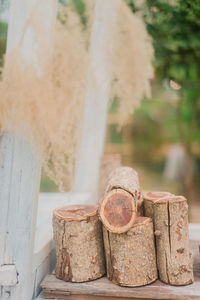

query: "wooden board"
(41, 240), (200, 300)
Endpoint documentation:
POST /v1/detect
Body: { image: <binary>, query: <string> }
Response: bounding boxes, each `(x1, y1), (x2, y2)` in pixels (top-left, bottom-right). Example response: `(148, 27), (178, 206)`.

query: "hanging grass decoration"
(0, 0), (153, 191)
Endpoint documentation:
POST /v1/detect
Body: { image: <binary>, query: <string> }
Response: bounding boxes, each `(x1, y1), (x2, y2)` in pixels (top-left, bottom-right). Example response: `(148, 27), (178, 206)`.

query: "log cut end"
(143, 191), (172, 201)
(53, 205), (98, 221)
(99, 189), (136, 234)
(154, 195), (186, 204)
(143, 191), (172, 219)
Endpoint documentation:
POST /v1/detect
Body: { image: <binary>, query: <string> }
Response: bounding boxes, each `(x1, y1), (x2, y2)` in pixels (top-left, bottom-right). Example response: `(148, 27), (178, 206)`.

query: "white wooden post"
(74, 0), (120, 199)
(0, 1), (57, 299)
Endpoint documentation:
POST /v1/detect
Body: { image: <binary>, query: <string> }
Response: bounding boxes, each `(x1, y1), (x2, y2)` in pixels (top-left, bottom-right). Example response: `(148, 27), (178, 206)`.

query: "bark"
(106, 166), (140, 198)
(99, 167), (140, 233)
(53, 205), (105, 282)
(103, 217), (158, 287)
(153, 196), (194, 285)
(137, 196), (144, 216)
(98, 154), (121, 200)
(143, 191), (172, 219)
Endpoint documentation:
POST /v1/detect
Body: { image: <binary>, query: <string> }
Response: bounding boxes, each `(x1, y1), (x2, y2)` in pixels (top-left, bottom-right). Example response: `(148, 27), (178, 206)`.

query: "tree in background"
(127, 0), (200, 199)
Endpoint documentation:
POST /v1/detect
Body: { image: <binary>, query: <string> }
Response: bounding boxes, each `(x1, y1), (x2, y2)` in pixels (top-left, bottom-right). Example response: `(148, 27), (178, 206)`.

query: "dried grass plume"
(0, 0), (153, 191)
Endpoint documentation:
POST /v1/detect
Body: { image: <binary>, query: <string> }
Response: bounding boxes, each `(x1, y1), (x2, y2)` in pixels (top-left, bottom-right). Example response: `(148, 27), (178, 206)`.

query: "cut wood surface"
(53, 205), (105, 283)
(99, 188), (136, 233)
(41, 241), (200, 300)
(103, 217), (157, 287)
(143, 191), (172, 219)
(153, 196), (194, 285)
(99, 166), (140, 233)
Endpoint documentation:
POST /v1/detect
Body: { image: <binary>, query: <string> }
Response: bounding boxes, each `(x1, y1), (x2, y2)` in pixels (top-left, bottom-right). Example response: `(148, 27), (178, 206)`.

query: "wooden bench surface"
(41, 240), (200, 300)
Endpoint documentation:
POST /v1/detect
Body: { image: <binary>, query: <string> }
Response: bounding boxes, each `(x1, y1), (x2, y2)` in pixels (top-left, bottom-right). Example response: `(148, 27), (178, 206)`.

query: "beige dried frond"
(0, 0), (153, 191)
(110, 0), (154, 124)
(0, 19), (88, 191)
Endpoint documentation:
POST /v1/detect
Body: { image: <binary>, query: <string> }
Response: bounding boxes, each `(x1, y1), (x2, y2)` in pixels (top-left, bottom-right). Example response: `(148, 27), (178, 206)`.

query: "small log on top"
(143, 191), (172, 219)
(105, 166), (140, 198)
(103, 217), (158, 287)
(99, 167), (140, 233)
(98, 154), (121, 199)
(53, 205), (105, 282)
(153, 196), (194, 285)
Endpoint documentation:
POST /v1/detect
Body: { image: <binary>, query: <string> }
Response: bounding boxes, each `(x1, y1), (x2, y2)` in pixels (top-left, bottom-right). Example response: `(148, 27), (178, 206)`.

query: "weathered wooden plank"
(0, 1), (57, 299)
(41, 240), (200, 300)
(74, 0), (120, 199)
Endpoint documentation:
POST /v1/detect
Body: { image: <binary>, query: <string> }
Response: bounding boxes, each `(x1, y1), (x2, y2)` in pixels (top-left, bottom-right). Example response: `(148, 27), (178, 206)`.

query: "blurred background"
(0, 0), (200, 221)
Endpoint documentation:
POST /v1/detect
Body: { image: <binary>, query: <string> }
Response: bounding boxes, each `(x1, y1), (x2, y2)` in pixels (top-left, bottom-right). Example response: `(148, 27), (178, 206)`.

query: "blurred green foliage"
(128, 0), (200, 154)
(0, 22), (7, 67)
(40, 173), (58, 192)
(58, 0), (87, 26)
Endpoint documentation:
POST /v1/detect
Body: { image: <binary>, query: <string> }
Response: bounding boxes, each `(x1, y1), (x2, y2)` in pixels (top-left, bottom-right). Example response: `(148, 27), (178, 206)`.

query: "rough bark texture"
(106, 166), (140, 198)
(53, 205), (105, 282)
(153, 196), (194, 285)
(137, 196), (144, 216)
(98, 154), (121, 200)
(143, 191), (172, 219)
(99, 188), (136, 233)
(103, 217), (158, 287)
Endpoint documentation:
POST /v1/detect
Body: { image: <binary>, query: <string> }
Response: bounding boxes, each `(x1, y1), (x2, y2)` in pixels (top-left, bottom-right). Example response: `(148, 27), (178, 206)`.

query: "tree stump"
(53, 205), (105, 282)
(143, 191), (172, 219)
(99, 167), (140, 233)
(153, 196), (194, 285)
(103, 217), (158, 287)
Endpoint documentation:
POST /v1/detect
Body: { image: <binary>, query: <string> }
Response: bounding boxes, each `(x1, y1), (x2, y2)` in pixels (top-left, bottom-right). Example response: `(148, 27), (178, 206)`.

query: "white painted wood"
(0, 1), (57, 299)
(189, 223), (200, 241)
(74, 0), (121, 199)
(0, 265), (18, 286)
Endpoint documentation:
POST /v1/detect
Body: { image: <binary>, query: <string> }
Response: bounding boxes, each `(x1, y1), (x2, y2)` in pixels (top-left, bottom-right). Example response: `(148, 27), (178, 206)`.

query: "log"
(99, 167), (140, 233)
(98, 154), (121, 199)
(153, 196), (194, 285)
(53, 205), (105, 282)
(106, 166), (140, 197)
(99, 188), (137, 233)
(103, 217), (158, 287)
(143, 191), (172, 219)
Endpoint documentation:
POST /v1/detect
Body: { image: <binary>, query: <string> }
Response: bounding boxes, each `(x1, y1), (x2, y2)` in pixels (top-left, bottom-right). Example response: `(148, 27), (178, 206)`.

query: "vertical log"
(143, 191), (172, 219)
(153, 196), (194, 285)
(103, 217), (158, 287)
(53, 205), (105, 282)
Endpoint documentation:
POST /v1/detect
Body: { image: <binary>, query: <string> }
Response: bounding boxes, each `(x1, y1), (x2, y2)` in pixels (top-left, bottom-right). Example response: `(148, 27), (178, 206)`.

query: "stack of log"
(53, 166), (194, 287)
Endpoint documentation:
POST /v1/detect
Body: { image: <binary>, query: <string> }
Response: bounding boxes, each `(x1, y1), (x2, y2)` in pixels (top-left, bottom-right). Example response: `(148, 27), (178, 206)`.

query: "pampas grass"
(0, 0), (153, 191)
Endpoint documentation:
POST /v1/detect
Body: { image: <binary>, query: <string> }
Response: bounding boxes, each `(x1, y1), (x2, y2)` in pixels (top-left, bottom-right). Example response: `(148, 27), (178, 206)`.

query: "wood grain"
(53, 205), (105, 283)
(41, 241), (200, 300)
(103, 217), (157, 287)
(0, 1), (57, 299)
